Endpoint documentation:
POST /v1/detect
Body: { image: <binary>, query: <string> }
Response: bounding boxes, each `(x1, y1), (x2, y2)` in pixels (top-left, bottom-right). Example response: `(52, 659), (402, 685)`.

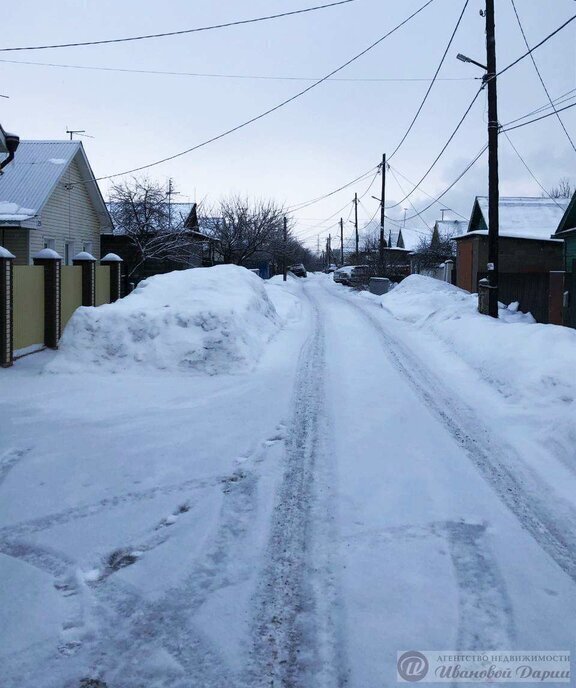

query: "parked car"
(324, 264), (338, 273)
(333, 264), (372, 287)
(289, 263), (307, 278)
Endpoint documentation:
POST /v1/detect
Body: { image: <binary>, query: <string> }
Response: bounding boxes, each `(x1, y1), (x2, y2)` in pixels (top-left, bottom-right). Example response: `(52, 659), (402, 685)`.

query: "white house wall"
(30, 155), (102, 262)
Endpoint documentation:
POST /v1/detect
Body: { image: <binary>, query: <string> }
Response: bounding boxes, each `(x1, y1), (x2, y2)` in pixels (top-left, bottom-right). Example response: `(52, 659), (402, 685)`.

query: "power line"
(288, 167), (377, 212)
(387, 14), (576, 210)
(0, 57), (477, 83)
(397, 143), (488, 222)
(502, 130), (565, 208)
(387, 166), (431, 230)
(509, 0), (576, 154)
(494, 11), (576, 81)
(504, 87), (576, 128)
(387, 85), (484, 208)
(0, 1), (356, 52)
(90, 0), (437, 182)
(388, 0), (469, 161)
(386, 165), (468, 220)
(501, 100), (576, 133)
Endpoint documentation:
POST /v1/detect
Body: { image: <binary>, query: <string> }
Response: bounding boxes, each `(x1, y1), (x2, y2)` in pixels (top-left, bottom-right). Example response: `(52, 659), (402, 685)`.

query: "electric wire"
(509, 0), (576, 154)
(502, 129), (566, 208)
(501, 100), (576, 133)
(388, 0), (469, 161)
(0, 57), (477, 83)
(0, 1), (356, 52)
(387, 85), (484, 208)
(85, 0), (437, 182)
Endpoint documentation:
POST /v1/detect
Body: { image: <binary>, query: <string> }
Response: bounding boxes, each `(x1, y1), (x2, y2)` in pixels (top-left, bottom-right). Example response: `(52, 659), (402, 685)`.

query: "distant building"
(0, 140), (112, 265)
(454, 196), (569, 322)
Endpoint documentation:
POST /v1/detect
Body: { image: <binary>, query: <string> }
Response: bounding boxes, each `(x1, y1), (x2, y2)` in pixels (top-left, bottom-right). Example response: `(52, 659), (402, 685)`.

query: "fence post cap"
(445, 259), (454, 264)
(100, 252), (123, 263)
(0, 246), (15, 259)
(33, 248), (61, 260)
(72, 251), (96, 262)
(478, 277), (490, 286)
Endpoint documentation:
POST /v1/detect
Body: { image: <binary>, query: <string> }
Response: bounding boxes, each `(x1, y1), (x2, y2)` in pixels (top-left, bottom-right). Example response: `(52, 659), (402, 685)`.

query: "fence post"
(478, 277), (493, 316)
(0, 247), (15, 367)
(549, 271), (566, 326)
(444, 259), (454, 284)
(33, 248), (62, 349)
(100, 253), (123, 302)
(73, 252), (96, 307)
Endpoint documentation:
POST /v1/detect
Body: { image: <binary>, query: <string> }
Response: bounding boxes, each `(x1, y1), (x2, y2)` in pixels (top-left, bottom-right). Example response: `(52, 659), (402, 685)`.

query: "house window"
(83, 241), (93, 255)
(65, 241), (75, 265)
(43, 237), (55, 251)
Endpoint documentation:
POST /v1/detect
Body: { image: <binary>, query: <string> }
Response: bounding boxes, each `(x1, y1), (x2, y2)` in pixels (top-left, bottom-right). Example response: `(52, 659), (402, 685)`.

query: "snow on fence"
(0, 247), (122, 367)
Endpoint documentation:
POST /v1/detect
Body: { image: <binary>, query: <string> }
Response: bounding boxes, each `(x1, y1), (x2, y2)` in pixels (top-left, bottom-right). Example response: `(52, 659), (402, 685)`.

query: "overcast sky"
(2, 0), (575, 250)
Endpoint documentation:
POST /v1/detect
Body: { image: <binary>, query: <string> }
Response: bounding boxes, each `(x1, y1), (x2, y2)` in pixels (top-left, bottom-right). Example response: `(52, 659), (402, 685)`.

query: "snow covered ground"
(1, 269), (575, 687)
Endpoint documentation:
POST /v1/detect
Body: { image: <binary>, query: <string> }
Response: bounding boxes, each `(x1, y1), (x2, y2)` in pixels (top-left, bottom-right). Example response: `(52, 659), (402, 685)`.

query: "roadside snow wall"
(47, 265), (280, 374)
(377, 275), (576, 451)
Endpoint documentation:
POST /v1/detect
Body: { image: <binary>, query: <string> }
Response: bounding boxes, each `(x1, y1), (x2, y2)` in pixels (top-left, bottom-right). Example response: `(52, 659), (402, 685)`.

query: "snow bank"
(379, 275), (576, 416)
(47, 265), (281, 374)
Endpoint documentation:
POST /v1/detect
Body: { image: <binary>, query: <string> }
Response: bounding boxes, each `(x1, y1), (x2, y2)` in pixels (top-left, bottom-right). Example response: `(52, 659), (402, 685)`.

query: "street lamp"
(456, 53), (487, 71)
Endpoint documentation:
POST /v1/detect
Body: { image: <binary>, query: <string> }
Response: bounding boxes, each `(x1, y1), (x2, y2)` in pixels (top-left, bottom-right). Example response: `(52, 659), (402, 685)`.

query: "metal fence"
(478, 272), (550, 323)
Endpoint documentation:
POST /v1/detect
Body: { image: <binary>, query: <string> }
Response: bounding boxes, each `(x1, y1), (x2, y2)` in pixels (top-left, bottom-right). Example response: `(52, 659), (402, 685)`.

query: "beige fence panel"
(95, 266), (110, 306)
(61, 266), (83, 329)
(13, 266), (44, 352)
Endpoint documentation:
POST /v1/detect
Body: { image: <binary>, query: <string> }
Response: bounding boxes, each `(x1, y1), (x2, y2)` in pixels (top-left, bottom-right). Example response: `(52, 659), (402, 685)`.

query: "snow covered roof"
(468, 196), (569, 241)
(434, 219), (468, 237)
(389, 227), (421, 252)
(0, 141), (112, 229)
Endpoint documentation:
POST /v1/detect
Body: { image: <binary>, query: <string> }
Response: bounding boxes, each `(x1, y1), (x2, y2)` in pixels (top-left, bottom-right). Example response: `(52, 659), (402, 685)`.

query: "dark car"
(289, 264), (307, 278)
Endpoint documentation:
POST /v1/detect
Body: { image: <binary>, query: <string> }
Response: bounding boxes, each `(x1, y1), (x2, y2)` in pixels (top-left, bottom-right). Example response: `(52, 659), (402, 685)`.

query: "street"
(1, 274), (576, 687)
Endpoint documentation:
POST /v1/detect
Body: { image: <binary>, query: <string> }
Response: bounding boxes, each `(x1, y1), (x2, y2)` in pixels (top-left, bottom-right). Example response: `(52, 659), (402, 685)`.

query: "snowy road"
(1, 274), (576, 687)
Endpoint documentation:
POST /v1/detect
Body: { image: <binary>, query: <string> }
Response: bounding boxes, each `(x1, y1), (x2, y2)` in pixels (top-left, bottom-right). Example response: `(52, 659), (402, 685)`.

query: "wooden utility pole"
(282, 216), (288, 281)
(485, 0), (499, 318)
(354, 192), (359, 260)
(340, 217), (344, 266)
(379, 154), (386, 274)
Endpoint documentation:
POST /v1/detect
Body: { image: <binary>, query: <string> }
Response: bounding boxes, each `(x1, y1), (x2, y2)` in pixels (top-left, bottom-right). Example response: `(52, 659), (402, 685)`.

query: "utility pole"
(167, 178), (174, 230)
(340, 217), (344, 266)
(328, 233), (332, 267)
(354, 192), (359, 261)
(379, 154), (386, 275)
(485, 0), (499, 318)
(283, 216), (288, 281)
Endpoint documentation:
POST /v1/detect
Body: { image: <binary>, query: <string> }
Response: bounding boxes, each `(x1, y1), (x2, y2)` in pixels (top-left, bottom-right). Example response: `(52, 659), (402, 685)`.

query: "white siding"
(29, 155), (102, 263)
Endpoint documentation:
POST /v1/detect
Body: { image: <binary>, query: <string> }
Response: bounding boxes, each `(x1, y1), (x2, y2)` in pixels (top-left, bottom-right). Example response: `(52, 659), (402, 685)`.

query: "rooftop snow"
(474, 197), (569, 240)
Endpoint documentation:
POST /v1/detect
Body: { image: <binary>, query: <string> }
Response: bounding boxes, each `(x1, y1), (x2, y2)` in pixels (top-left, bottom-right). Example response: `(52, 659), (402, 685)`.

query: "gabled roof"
(554, 190), (576, 236)
(0, 140), (112, 229)
(467, 196), (569, 241)
(388, 226), (422, 252)
(434, 219), (467, 237)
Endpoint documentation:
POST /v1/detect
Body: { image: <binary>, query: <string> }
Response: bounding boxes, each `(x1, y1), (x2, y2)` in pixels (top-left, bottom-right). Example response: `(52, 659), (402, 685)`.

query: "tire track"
(247, 288), (346, 688)
(331, 286), (576, 585)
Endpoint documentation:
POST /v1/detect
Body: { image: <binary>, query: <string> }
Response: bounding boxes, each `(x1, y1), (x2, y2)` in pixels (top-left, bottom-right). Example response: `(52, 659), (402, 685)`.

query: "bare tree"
(109, 177), (199, 277)
(200, 196), (286, 266)
(547, 177), (573, 199)
(412, 226), (455, 271)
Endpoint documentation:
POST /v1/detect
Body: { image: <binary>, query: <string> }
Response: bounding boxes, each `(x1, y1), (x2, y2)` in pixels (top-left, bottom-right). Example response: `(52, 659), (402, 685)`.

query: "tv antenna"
(66, 128), (94, 140)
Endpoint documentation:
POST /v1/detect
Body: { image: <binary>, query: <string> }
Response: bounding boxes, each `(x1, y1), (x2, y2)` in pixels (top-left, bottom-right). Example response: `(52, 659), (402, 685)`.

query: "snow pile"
(48, 265), (281, 374)
(380, 275), (576, 415)
(0, 200), (36, 222)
